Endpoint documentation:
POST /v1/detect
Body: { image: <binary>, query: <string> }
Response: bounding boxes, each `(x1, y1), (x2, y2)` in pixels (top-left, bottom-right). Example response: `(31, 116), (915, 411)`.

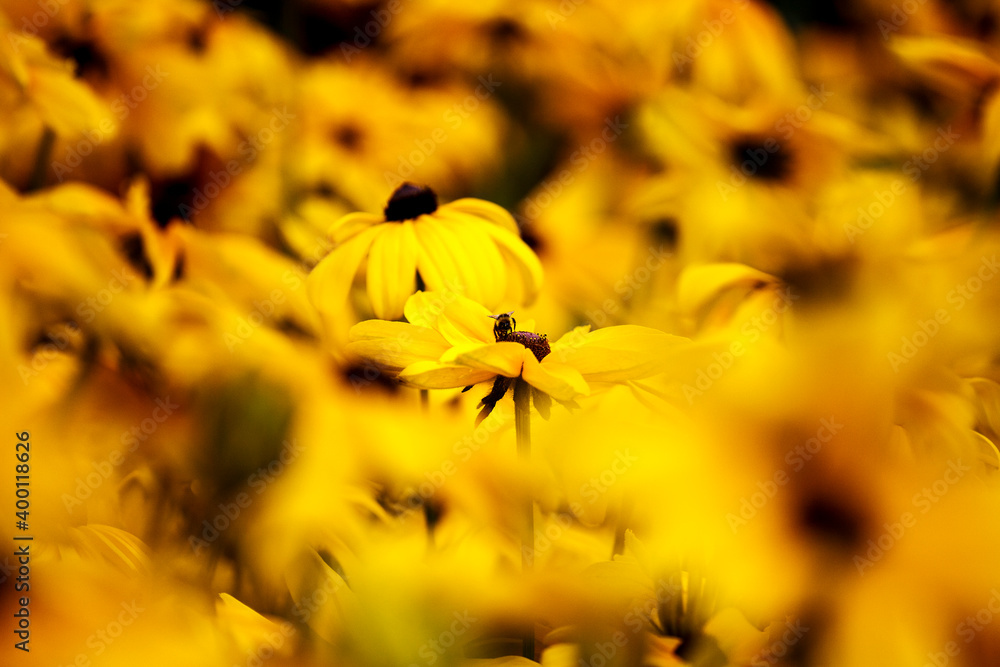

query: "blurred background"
(4, 1), (1000, 666)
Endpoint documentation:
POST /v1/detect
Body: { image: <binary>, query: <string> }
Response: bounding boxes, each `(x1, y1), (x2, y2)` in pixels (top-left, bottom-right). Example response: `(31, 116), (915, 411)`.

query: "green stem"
(28, 126), (56, 191)
(512, 378), (534, 660)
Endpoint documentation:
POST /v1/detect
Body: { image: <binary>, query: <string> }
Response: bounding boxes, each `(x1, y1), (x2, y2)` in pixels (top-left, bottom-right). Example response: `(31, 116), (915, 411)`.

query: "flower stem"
(512, 378), (534, 660)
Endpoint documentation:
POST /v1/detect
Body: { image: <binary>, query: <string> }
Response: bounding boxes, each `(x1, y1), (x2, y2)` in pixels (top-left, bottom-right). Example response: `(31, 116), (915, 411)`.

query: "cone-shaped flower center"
(503, 331), (550, 362)
(384, 183), (438, 221)
(490, 312), (550, 361)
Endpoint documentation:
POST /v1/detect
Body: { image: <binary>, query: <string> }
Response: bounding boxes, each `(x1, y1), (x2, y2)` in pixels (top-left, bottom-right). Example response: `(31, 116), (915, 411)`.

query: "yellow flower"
(308, 183), (543, 326)
(348, 290), (688, 422)
(0, 22), (110, 139)
(290, 58), (508, 210)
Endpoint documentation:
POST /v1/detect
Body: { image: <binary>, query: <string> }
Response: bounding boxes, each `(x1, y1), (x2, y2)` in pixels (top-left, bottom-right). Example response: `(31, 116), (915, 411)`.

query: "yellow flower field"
(5, 1), (1000, 666)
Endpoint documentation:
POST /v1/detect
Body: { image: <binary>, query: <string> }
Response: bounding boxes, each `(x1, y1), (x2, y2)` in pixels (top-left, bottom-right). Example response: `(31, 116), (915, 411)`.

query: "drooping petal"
(347, 320), (450, 371)
(307, 225), (382, 319)
(445, 197), (521, 234)
(442, 341), (525, 377)
(414, 214), (487, 300)
(523, 351), (590, 402)
(413, 216), (469, 295)
(553, 325), (690, 383)
(478, 223), (544, 303)
(366, 221), (418, 320)
(435, 211), (508, 308)
(403, 291), (495, 346)
(399, 360), (496, 389)
(677, 263), (777, 317)
(327, 212), (383, 244)
(532, 386), (552, 420)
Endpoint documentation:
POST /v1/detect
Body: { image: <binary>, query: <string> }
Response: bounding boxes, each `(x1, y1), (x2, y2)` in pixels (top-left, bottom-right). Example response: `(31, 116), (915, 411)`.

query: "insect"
(487, 311), (550, 359)
(489, 311), (516, 342)
(467, 312), (553, 425)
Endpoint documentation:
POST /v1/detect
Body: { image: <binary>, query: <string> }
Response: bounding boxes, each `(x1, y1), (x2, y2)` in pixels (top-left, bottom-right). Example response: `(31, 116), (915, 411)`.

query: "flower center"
(504, 331), (550, 362)
(729, 136), (792, 182)
(384, 183), (438, 221)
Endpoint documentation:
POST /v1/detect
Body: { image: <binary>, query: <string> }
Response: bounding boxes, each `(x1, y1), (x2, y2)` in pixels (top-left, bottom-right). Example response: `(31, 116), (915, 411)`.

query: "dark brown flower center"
(384, 183), (438, 221)
(729, 136), (792, 182)
(503, 331), (550, 361)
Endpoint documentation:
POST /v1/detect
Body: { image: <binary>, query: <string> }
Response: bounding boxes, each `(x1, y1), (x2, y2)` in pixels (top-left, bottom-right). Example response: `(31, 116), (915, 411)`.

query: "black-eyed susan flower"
(348, 290), (689, 423)
(308, 183), (543, 329)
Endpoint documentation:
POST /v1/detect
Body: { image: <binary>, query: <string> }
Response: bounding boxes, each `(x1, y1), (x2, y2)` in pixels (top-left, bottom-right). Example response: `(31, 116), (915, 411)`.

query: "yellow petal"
(553, 325), (689, 382)
(890, 35), (1000, 92)
(403, 291), (494, 346)
(68, 525), (150, 575)
(366, 221), (418, 320)
(399, 360), (496, 389)
(328, 212), (383, 244)
(445, 197), (520, 234)
(523, 352), (590, 401)
(478, 222), (543, 303)
(552, 325), (591, 348)
(307, 225), (381, 317)
(413, 216), (465, 294)
(347, 320), (450, 370)
(435, 211), (508, 308)
(31, 63), (112, 138)
(413, 215), (485, 300)
(677, 263), (777, 316)
(216, 594), (293, 658)
(442, 341), (525, 377)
